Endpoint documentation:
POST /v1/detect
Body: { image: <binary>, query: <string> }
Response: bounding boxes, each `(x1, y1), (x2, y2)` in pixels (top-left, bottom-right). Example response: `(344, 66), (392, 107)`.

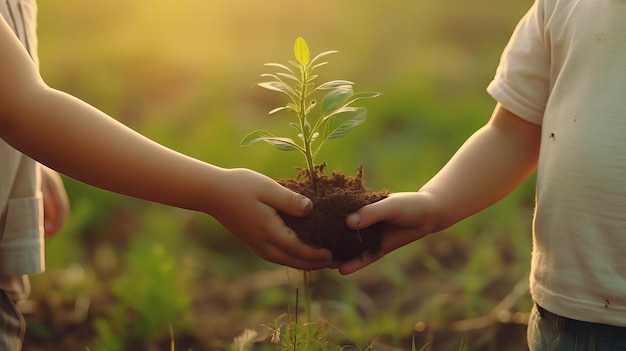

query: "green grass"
(29, 0), (535, 350)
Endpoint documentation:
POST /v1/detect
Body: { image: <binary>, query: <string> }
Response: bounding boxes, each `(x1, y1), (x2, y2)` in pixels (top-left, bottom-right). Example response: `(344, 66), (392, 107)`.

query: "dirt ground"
(21, 263), (530, 351)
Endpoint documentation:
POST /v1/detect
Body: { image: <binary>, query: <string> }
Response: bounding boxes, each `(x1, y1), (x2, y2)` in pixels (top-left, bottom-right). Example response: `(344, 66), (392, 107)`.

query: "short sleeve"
(487, 0), (550, 125)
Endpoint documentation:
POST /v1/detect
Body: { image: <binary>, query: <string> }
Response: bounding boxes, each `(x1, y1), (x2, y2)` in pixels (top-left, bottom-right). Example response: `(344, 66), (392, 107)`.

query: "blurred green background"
(26, 0), (536, 350)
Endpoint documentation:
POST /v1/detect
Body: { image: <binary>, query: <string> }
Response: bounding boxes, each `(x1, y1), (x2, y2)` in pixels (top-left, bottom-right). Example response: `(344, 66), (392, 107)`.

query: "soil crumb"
(278, 163), (389, 262)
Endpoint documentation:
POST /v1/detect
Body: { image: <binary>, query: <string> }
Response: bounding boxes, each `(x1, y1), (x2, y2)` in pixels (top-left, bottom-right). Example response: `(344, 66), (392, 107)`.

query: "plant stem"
(294, 287), (298, 351)
(302, 270), (313, 348)
(298, 64), (318, 193)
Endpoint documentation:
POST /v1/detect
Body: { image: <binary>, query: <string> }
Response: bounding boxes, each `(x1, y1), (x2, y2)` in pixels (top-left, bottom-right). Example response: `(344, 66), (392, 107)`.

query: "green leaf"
(261, 73), (298, 86)
(311, 61), (330, 71)
(240, 130), (300, 152)
(322, 90), (381, 118)
(310, 50), (338, 65)
(288, 122), (301, 131)
(264, 62), (295, 74)
(268, 106), (290, 115)
(306, 74), (319, 83)
(257, 81), (296, 99)
(315, 80), (354, 91)
(294, 37), (310, 66)
(276, 72), (298, 81)
(324, 107), (367, 141)
(312, 107), (367, 158)
(321, 85), (355, 116)
(268, 102), (299, 115)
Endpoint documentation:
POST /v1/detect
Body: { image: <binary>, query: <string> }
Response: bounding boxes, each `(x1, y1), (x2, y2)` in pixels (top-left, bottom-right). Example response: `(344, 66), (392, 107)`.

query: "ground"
(21, 257), (530, 351)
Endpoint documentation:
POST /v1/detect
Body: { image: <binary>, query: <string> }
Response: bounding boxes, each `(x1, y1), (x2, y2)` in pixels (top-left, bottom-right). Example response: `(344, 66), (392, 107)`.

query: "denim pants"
(528, 304), (626, 351)
(0, 289), (24, 351)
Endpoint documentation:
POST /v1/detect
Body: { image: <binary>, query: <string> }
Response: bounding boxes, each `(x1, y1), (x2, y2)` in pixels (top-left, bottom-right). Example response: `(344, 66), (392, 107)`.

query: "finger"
(271, 218), (333, 262)
(345, 197), (396, 230)
(250, 209), (333, 263)
(338, 227), (419, 275)
(255, 240), (334, 271)
(43, 192), (60, 235)
(338, 253), (381, 275)
(260, 179), (312, 218)
(41, 170), (70, 236)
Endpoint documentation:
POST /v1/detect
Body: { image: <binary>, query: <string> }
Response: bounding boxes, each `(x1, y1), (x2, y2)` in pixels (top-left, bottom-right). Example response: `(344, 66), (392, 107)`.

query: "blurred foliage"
(28, 0), (535, 350)
(91, 208), (193, 350)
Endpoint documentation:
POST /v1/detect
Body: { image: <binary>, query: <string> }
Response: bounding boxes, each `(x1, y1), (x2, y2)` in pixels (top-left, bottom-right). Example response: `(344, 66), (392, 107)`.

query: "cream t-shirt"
(488, 0), (626, 326)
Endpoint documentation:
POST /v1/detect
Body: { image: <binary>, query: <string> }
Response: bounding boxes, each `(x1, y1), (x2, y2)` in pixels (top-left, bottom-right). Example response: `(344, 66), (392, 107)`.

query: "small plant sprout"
(241, 36), (388, 261)
(241, 36), (380, 191)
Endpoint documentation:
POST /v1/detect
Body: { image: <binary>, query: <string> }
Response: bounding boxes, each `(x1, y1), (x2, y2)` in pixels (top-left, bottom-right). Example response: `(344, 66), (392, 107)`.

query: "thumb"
(267, 182), (313, 217)
(345, 199), (390, 229)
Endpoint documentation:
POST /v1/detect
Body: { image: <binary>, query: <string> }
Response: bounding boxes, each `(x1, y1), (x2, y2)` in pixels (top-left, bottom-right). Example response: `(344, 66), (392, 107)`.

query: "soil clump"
(278, 164), (389, 262)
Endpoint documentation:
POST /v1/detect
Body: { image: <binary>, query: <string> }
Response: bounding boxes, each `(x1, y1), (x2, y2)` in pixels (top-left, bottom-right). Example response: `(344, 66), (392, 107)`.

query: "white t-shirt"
(488, 0), (626, 326)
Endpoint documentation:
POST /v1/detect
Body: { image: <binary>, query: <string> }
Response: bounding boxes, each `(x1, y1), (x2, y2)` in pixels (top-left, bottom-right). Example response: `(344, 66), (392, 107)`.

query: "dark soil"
(277, 163), (389, 262)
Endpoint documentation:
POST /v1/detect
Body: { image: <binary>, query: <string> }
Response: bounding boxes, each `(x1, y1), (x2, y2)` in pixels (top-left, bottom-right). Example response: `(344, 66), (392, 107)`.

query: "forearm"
(3, 85), (223, 213)
(420, 104), (540, 231)
(0, 18), (220, 213)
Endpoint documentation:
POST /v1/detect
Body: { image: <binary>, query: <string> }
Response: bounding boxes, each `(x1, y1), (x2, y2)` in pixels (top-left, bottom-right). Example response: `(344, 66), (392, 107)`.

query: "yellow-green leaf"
(294, 37), (310, 66)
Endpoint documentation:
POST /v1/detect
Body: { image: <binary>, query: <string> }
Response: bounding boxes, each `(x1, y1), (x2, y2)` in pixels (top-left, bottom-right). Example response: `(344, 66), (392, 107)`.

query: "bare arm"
(0, 18), (333, 270)
(340, 104), (541, 274)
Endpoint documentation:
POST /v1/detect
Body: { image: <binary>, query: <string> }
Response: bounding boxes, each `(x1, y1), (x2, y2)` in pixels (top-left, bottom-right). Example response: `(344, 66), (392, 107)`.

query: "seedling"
(241, 37), (380, 191)
(241, 37), (388, 261)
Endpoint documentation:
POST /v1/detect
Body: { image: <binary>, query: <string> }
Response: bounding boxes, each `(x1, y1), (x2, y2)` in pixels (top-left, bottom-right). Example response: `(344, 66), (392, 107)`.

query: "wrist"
(415, 189), (453, 234)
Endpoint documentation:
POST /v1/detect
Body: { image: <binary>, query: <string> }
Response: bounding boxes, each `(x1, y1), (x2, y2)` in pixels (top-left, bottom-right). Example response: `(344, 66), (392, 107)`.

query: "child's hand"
(41, 166), (70, 237)
(338, 192), (435, 274)
(209, 168), (334, 270)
